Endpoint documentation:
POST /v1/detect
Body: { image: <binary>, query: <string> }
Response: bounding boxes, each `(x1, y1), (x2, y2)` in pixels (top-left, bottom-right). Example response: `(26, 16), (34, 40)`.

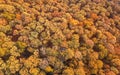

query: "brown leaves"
(15, 25), (23, 30)
(106, 43), (115, 54)
(85, 39), (94, 48)
(51, 11), (63, 17)
(114, 46), (120, 55)
(105, 71), (116, 75)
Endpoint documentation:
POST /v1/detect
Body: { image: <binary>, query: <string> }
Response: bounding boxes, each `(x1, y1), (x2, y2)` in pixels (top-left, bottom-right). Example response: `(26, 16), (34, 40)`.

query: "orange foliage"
(0, 0), (5, 3)
(16, 13), (21, 20)
(61, 41), (68, 48)
(78, 22), (84, 26)
(0, 18), (7, 25)
(90, 13), (98, 20)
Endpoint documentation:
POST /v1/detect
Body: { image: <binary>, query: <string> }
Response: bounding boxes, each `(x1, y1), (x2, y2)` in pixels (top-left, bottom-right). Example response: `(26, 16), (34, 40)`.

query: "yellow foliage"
(90, 68), (98, 74)
(63, 49), (74, 60)
(16, 41), (27, 49)
(83, 19), (93, 26)
(0, 48), (6, 57)
(69, 18), (79, 26)
(1, 12), (15, 20)
(29, 68), (39, 75)
(0, 4), (16, 13)
(88, 61), (97, 69)
(75, 67), (85, 75)
(45, 66), (53, 72)
(112, 59), (120, 66)
(62, 67), (74, 75)
(96, 60), (103, 69)
(39, 71), (46, 75)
